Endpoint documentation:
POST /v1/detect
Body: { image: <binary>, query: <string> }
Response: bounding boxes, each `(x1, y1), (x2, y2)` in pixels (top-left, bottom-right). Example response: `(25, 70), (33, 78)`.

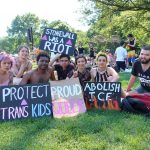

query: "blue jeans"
(134, 86), (150, 94)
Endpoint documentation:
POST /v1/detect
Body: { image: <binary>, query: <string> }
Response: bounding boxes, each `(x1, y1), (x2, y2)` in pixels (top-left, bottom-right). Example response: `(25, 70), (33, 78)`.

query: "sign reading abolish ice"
(50, 78), (86, 118)
(0, 84), (52, 121)
(39, 28), (77, 55)
(84, 82), (121, 110)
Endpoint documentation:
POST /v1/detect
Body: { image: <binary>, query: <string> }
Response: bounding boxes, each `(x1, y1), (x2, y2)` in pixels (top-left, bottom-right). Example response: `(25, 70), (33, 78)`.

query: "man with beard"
(127, 45), (150, 94)
(20, 52), (55, 84)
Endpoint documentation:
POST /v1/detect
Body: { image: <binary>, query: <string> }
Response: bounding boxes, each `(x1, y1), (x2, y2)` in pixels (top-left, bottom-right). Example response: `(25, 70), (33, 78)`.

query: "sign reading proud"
(0, 84), (52, 121)
(50, 78), (86, 118)
(39, 28), (77, 55)
(84, 82), (121, 110)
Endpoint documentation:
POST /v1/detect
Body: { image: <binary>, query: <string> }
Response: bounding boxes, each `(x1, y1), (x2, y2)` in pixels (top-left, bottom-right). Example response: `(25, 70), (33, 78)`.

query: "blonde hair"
(96, 52), (108, 63)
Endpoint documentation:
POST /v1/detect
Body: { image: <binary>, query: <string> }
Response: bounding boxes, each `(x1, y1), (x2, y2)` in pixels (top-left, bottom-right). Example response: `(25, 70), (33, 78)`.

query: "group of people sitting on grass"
(0, 45), (150, 115)
(0, 44), (150, 114)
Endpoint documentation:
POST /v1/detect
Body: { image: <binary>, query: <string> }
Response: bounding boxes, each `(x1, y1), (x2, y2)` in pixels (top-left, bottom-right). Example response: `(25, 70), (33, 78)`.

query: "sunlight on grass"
(0, 71), (148, 150)
(0, 110), (150, 149)
(119, 72), (139, 90)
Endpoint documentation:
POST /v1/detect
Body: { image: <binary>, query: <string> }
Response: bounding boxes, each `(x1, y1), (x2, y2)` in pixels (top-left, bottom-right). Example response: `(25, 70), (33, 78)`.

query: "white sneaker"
(125, 69), (131, 72)
(120, 68), (125, 72)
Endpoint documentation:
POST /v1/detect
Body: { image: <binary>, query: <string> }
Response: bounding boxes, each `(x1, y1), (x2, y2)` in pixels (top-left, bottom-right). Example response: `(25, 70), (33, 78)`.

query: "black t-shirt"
(131, 61), (150, 91)
(54, 64), (74, 80)
(128, 38), (136, 50)
(74, 49), (78, 57)
(89, 48), (95, 58)
(78, 47), (84, 54)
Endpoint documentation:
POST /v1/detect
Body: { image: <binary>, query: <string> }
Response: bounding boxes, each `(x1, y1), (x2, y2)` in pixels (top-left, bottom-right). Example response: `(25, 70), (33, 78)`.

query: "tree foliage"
(79, 0), (150, 51)
(0, 13), (88, 54)
(94, 0), (150, 12)
(48, 20), (74, 32)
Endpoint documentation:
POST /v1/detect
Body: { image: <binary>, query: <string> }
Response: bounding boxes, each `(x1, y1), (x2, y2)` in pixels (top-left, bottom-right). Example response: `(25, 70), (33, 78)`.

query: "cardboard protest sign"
(84, 82), (121, 110)
(39, 28), (77, 55)
(0, 84), (52, 121)
(50, 78), (86, 118)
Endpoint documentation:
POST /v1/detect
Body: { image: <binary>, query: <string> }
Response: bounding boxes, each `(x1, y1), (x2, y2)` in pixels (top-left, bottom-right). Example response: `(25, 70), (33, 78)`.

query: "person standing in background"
(126, 34), (136, 66)
(89, 43), (96, 66)
(115, 41), (128, 72)
(74, 45), (79, 58)
(78, 41), (84, 55)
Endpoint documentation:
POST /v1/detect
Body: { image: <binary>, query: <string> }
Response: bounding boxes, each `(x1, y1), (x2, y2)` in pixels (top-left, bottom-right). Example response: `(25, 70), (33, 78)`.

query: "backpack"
(121, 93), (150, 115)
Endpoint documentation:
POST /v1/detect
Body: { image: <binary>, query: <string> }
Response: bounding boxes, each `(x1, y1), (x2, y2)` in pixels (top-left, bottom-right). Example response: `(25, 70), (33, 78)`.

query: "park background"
(0, 0), (150, 54)
(0, 0), (150, 149)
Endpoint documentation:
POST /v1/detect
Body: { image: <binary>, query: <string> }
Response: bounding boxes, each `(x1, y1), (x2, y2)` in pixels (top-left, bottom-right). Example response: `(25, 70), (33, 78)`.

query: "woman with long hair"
(12, 45), (32, 78)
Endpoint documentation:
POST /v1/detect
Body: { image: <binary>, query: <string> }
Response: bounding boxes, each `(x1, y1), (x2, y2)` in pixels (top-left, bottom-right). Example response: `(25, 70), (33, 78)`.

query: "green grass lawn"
(0, 73), (149, 150)
(119, 72), (139, 90)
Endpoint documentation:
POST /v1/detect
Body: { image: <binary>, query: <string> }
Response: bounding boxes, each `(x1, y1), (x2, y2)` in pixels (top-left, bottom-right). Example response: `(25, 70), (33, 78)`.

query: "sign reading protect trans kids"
(0, 84), (52, 121)
(39, 28), (77, 55)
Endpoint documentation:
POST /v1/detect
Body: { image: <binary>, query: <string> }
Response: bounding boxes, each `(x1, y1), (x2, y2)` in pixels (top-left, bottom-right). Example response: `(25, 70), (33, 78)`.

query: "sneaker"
(125, 69), (131, 72)
(120, 68), (125, 72)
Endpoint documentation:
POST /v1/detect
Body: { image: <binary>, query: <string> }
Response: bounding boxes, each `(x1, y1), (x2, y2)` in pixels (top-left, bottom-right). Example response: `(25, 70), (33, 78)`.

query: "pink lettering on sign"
(52, 98), (86, 118)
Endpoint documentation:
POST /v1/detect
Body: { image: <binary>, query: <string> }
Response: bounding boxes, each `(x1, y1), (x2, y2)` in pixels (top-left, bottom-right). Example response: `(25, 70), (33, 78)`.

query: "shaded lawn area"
(0, 72), (149, 150)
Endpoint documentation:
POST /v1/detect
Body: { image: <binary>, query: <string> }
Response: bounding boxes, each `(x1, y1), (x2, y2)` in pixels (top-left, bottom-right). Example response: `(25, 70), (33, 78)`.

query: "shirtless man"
(20, 52), (55, 84)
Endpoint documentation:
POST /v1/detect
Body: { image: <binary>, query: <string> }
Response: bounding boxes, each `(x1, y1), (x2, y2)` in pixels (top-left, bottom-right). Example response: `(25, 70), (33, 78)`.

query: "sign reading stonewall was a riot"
(50, 78), (86, 118)
(0, 84), (52, 121)
(39, 28), (77, 55)
(84, 82), (121, 110)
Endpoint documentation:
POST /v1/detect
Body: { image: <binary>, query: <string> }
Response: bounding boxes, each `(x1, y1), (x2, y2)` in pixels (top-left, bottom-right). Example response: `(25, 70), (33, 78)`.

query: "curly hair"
(36, 51), (50, 62)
